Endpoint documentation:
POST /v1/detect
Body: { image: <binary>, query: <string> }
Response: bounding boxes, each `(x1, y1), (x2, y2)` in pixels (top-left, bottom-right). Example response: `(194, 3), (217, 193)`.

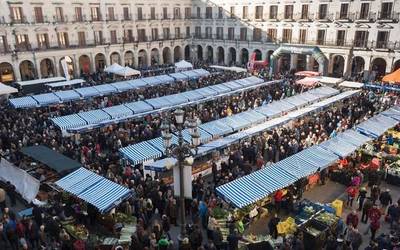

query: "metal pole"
(178, 125), (186, 238)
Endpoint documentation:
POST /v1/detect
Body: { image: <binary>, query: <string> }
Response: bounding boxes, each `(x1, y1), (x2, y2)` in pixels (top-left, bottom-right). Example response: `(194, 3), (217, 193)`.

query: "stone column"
(90, 52), (96, 73)
(306, 55), (314, 71)
(290, 54), (298, 71)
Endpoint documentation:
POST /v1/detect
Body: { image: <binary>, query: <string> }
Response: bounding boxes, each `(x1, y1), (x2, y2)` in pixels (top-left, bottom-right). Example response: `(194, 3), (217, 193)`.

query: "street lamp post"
(161, 109), (200, 241)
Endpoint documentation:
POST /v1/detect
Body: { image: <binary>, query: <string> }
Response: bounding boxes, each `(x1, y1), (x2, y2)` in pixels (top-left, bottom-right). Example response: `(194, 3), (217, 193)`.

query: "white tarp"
(46, 79), (85, 88)
(210, 65), (247, 72)
(104, 63), (124, 73)
(175, 60), (193, 70)
(0, 158), (40, 202)
(0, 82), (18, 95)
(308, 76), (343, 85)
(114, 66), (141, 77)
(339, 81), (364, 89)
(17, 77), (66, 86)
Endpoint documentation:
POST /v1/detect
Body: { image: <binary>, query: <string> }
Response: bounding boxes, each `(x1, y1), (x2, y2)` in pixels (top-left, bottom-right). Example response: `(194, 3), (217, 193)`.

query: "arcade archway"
(217, 47), (225, 64)
(240, 48), (249, 65)
(197, 45), (203, 61)
(371, 58), (387, 79)
(351, 56), (365, 77)
(40, 58), (55, 78)
(78, 55), (91, 75)
(163, 47), (172, 64)
(228, 47), (236, 65)
(95, 53), (106, 71)
(332, 55), (345, 77)
(20, 60), (36, 81)
(0, 62), (15, 82)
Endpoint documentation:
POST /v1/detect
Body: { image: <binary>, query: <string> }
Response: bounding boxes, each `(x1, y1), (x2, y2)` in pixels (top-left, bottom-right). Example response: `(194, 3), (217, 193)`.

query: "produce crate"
(300, 219), (329, 250)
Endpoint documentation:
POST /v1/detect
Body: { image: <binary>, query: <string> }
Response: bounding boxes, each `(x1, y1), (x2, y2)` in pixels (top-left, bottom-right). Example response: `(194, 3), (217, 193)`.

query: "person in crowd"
(346, 209), (359, 229)
(368, 204), (382, 240)
(346, 185), (358, 207)
(362, 197), (374, 224)
(347, 226), (362, 250)
(357, 187), (367, 211)
(379, 188), (393, 212)
(387, 202), (400, 229)
(371, 185), (381, 204)
(268, 213), (280, 239)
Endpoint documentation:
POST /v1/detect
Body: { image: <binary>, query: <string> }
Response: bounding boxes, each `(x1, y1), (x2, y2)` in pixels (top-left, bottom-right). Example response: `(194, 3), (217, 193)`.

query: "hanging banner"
(173, 164), (192, 199)
(60, 57), (71, 80)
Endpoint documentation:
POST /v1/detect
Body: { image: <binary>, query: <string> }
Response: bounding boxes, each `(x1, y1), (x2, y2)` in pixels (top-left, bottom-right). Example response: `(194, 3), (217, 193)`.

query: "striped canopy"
(78, 110), (111, 124)
(124, 101), (154, 114)
(110, 81), (136, 92)
(9, 96), (38, 108)
(356, 114), (398, 138)
(222, 81), (243, 91)
(93, 84), (118, 95)
(32, 93), (60, 105)
(56, 167), (133, 213)
(319, 137), (358, 158)
(120, 141), (163, 165)
(51, 114), (87, 130)
(102, 105), (133, 119)
(54, 90), (81, 102)
(75, 87), (100, 98)
(381, 106), (400, 121)
(200, 121), (234, 137)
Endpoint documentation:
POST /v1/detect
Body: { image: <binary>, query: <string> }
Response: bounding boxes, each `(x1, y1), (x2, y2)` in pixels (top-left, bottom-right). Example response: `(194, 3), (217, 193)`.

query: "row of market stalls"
(119, 86), (349, 168)
(50, 76), (268, 132)
(9, 68), (210, 109)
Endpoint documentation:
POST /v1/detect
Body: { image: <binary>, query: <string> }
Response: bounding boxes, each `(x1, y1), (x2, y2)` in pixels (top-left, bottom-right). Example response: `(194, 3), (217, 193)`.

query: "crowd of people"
(0, 62), (399, 249)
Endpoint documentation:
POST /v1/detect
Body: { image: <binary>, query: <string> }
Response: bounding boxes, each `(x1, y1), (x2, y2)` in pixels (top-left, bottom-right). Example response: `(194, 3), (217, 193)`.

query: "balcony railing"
(122, 14), (132, 21)
(106, 14), (118, 21)
(335, 12), (355, 21)
(34, 16), (51, 24)
(15, 43), (32, 51)
(53, 15), (68, 23)
(91, 15), (103, 22)
(295, 12), (314, 21)
(315, 12), (333, 21)
(354, 12), (376, 21)
(10, 16), (28, 24)
(377, 11), (400, 21)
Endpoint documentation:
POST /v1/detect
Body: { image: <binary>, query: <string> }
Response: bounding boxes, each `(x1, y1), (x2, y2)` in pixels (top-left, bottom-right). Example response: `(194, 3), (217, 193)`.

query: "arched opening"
(371, 58), (387, 80)
(206, 46), (213, 63)
(240, 48), (249, 66)
(228, 47), (236, 66)
(278, 54), (291, 73)
(217, 47), (225, 64)
(78, 55), (91, 75)
(266, 50), (274, 65)
(124, 51), (134, 67)
(332, 55), (345, 77)
(0, 62), (15, 83)
(162, 47), (172, 64)
(253, 49), (262, 61)
(95, 53), (106, 72)
(138, 49), (148, 67)
(19, 60), (36, 81)
(173, 46), (182, 62)
(197, 45), (203, 61)
(351, 56), (365, 77)
(184, 45), (191, 61)
(150, 48), (160, 66)
(40, 59), (55, 78)
(312, 59), (320, 73)
(59, 56), (74, 78)
(392, 60), (400, 72)
(110, 52), (121, 65)
(296, 54), (307, 71)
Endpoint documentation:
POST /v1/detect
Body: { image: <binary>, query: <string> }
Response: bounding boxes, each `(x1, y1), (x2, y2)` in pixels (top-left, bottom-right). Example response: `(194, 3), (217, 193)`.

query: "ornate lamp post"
(161, 109), (200, 240)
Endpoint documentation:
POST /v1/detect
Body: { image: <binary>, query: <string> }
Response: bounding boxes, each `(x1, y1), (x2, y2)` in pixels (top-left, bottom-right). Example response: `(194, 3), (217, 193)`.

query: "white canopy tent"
(339, 81), (364, 89)
(46, 79), (86, 88)
(175, 60), (193, 71)
(17, 77), (66, 87)
(307, 76), (343, 85)
(0, 82), (18, 95)
(104, 63), (124, 74)
(114, 66), (141, 78)
(210, 65), (247, 73)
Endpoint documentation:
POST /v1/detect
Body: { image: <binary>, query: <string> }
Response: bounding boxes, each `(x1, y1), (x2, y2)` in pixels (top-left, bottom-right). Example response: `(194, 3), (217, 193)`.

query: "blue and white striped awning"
(311, 90), (360, 110)
(179, 90), (204, 102)
(194, 87), (218, 97)
(169, 72), (189, 81)
(142, 76), (162, 86)
(120, 141), (163, 165)
(209, 84), (231, 94)
(75, 86), (100, 98)
(179, 128), (212, 144)
(181, 70), (199, 79)
(93, 84), (118, 95)
(125, 101), (154, 114)
(51, 114), (87, 130)
(102, 105), (134, 119)
(356, 114), (398, 138)
(145, 96), (173, 109)
(56, 167), (133, 213)
(144, 158), (177, 172)
(336, 130), (372, 148)
(275, 155), (319, 179)
(255, 101), (293, 118)
(226, 131), (251, 142)
(221, 115), (251, 130)
(32, 93), (60, 106)
(54, 90), (81, 102)
(192, 69), (210, 77)
(238, 110), (267, 124)
(78, 110), (111, 124)
(148, 135), (179, 153)
(156, 75), (175, 84)
(164, 93), (188, 106)
(299, 92), (319, 102)
(319, 137), (357, 157)
(222, 81), (243, 91)
(296, 146), (339, 170)
(128, 79), (148, 88)
(111, 81), (136, 92)
(381, 106), (400, 121)
(9, 96), (38, 108)
(284, 95), (310, 107)
(200, 121), (234, 137)
(308, 86), (339, 98)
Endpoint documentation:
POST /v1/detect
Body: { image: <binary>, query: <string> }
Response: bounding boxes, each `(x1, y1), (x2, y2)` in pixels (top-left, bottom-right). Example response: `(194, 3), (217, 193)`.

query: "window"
(255, 6), (263, 19)
(34, 7), (44, 23)
(123, 7), (130, 20)
(242, 6), (248, 19)
(94, 31), (103, 45)
(299, 29), (307, 44)
(110, 30), (117, 43)
(339, 4), (349, 19)
(137, 7), (143, 20)
(197, 7), (201, 18)
(150, 7), (156, 20)
(195, 26), (201, 38)
(301, 5), (309, 19)
(108, 7), (115, 21)
(269, 6), (278, 19)
(228, 27), (235, 40)
(124, 29), (134, 42)
(15, 34), (29, 50)
(77, 32), (86, 46)
(267, 28), (277, 41)
(185, 7), (191, 19)
(240, 28), (247, 40)
(137, 29), (146, 42)
(206, 7), (213, 18)
(230, 6), (235, 18)
(318, 4), (328, 19)
(163, 8), (168, 19)
(218, 7), (223, 19)
(359, 3), (369, 19)
(354, 31), (368, 47)
(376, 31), (389, 48)
(186, 26), (190, 38)
(216, 27), (223, 39)
(55, 7), (64, 22)
(284, 5), (293, 19)
(10, 7), (24, 23)
(37, 34), (49, 49)
(57, 32), (69, 47)
(91, 7), (101, 21)
(175, 27), (180, 39)
(152, 28), (158, 40)
(163, 28), (170, 39)
(205, 27), (212, 39)
(336, 30), (345, 46)
(75, 7), (83, 22)
(282, 29), (292, 43)
(253, 28), (262, 41)
(0, 36), (8, 53)
(317, 30), (326, 45)
(380, 2), (393, 19)
(174, 8), (181, 19)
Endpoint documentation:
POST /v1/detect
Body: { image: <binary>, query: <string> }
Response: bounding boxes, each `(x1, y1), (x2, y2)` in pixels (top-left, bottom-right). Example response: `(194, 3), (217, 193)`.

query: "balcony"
(15, 43), (32, 52)
(10, 16), (28, 25)
(106, 14), (119, 22)
(335, 12), (355, 22)
(377, 11), (400, 22)
(268, 14), (279, 21)
(122, 14), (132, 21)
(73, 15), (89, 23)
(281, 13), (295, 21)
(295, 12), (313, 22)
(315, 13), (333, 21)
(354, 12), (376, 22)
(34, 16), (51, 24)
(53, 15), (68, 23)
(91, 15), (103, 22)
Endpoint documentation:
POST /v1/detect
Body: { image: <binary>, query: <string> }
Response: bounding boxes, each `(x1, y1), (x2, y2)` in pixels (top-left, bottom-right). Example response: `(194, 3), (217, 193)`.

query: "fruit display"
(64, 224), (89, 240)
(243, 233), (271, 243)
(114, 212), (137, 224)
(304, 226), (321, 237)
(314, 212), (338, 227)
(211, 207), (229, 219)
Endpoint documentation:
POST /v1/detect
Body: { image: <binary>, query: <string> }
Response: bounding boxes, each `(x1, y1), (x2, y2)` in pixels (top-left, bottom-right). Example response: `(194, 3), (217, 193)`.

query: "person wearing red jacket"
(346, 210), (359, 229)
(346, 185), (358, 207)
(274, 189), (284, 213)
(368, 204), (382, 240)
